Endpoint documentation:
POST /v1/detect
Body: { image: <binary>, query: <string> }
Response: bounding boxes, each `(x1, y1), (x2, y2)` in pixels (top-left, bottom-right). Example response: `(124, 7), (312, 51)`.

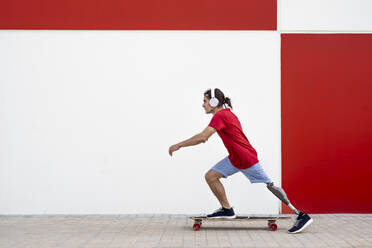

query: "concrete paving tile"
(1, 214), (372, 248)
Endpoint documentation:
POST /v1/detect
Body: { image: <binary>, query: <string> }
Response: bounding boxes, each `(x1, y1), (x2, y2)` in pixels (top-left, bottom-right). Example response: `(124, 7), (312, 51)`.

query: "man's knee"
(204, 171), (214, 183)
(205, 170), (223, 183)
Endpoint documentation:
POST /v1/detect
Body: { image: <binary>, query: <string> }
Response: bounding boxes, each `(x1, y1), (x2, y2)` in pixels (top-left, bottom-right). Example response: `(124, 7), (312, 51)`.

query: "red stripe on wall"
(281, 34), (372, 214)
(0, 0), (276, 30)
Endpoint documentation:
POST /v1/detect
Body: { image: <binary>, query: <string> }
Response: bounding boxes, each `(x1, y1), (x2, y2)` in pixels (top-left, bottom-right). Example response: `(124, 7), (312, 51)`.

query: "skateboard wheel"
(269, 223), (277, 231)
(193, 223), (201, 231)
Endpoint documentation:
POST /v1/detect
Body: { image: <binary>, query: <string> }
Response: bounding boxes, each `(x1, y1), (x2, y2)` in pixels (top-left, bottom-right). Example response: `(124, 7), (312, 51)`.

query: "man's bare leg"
(205, 170), (231, 209)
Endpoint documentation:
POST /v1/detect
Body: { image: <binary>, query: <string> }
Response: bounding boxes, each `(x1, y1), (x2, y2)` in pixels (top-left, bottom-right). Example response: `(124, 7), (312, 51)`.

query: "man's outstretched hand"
(169, 144), (180, 156)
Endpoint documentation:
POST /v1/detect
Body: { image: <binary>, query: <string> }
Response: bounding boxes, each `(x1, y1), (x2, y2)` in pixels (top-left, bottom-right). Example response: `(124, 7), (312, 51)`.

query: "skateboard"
(190, 215), (291, 231)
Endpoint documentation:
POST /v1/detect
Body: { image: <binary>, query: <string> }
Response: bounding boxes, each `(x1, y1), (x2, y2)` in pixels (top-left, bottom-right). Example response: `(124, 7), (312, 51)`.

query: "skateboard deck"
(189, 215), (291, 231)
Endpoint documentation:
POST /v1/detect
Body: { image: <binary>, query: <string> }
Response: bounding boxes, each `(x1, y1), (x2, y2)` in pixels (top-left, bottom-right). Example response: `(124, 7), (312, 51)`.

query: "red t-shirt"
(208, 108), (259, 169)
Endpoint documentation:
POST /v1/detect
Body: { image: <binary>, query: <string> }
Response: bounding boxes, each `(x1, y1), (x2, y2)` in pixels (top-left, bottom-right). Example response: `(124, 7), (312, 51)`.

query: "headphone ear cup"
(210, 98), (219, 107)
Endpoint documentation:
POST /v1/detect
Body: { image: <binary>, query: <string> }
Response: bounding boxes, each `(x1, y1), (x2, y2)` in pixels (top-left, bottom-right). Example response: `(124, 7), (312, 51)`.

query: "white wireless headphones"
(209, 88), (219, 107)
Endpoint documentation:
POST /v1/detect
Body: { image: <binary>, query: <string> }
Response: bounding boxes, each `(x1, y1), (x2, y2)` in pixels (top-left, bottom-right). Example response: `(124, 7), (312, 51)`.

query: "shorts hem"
(250, 180), (272, 184)
(211, 168), (228, 178)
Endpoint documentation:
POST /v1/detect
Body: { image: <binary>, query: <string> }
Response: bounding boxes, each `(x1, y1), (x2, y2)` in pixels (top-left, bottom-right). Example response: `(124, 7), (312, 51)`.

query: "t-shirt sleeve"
(208, 113), (225, 131)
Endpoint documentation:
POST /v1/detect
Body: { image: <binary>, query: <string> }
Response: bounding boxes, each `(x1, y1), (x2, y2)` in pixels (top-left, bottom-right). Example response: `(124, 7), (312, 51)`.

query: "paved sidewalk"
(0, 214), (371, 248)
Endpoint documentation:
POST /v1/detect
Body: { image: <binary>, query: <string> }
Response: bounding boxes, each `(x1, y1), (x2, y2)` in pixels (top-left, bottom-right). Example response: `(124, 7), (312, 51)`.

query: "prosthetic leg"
(266, 182), (300, 215)
(267, 182), (313, 233)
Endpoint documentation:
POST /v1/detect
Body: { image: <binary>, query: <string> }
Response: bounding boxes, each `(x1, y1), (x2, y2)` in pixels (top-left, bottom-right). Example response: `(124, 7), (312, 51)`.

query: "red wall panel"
(281, 34), (372, 214)
(0, 0), (276, 30)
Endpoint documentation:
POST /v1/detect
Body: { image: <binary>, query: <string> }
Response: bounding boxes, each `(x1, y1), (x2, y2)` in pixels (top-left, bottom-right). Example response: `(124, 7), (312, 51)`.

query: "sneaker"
(207, 207), (236, 219)
(288, 212), (313, 234)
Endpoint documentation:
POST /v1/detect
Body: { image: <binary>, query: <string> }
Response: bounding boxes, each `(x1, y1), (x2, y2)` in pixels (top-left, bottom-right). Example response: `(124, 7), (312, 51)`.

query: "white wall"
(0, 31), (280, 215)
(280, 0), (372, 31)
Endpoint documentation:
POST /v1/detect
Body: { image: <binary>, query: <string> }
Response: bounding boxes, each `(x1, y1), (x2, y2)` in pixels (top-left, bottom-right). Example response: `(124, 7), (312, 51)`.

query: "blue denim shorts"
(211, 157), (272, 184)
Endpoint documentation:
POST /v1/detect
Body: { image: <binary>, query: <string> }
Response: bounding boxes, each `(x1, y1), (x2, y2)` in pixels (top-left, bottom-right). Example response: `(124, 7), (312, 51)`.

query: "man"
(169, 88), (313, 234)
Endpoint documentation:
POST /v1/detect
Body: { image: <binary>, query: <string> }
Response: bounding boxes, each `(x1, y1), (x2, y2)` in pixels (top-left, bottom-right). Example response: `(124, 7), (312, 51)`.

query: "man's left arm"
(169, 126), (216, 156)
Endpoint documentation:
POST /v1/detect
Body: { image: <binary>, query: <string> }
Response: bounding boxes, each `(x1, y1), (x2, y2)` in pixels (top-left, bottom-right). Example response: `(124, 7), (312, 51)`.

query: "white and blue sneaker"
(207, 207), (236, 219)
(288, 212), (313, 234)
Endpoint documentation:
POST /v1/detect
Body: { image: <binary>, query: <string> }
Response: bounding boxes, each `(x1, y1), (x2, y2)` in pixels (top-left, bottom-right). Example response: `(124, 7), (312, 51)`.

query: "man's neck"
(212, 107), (224, 115)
